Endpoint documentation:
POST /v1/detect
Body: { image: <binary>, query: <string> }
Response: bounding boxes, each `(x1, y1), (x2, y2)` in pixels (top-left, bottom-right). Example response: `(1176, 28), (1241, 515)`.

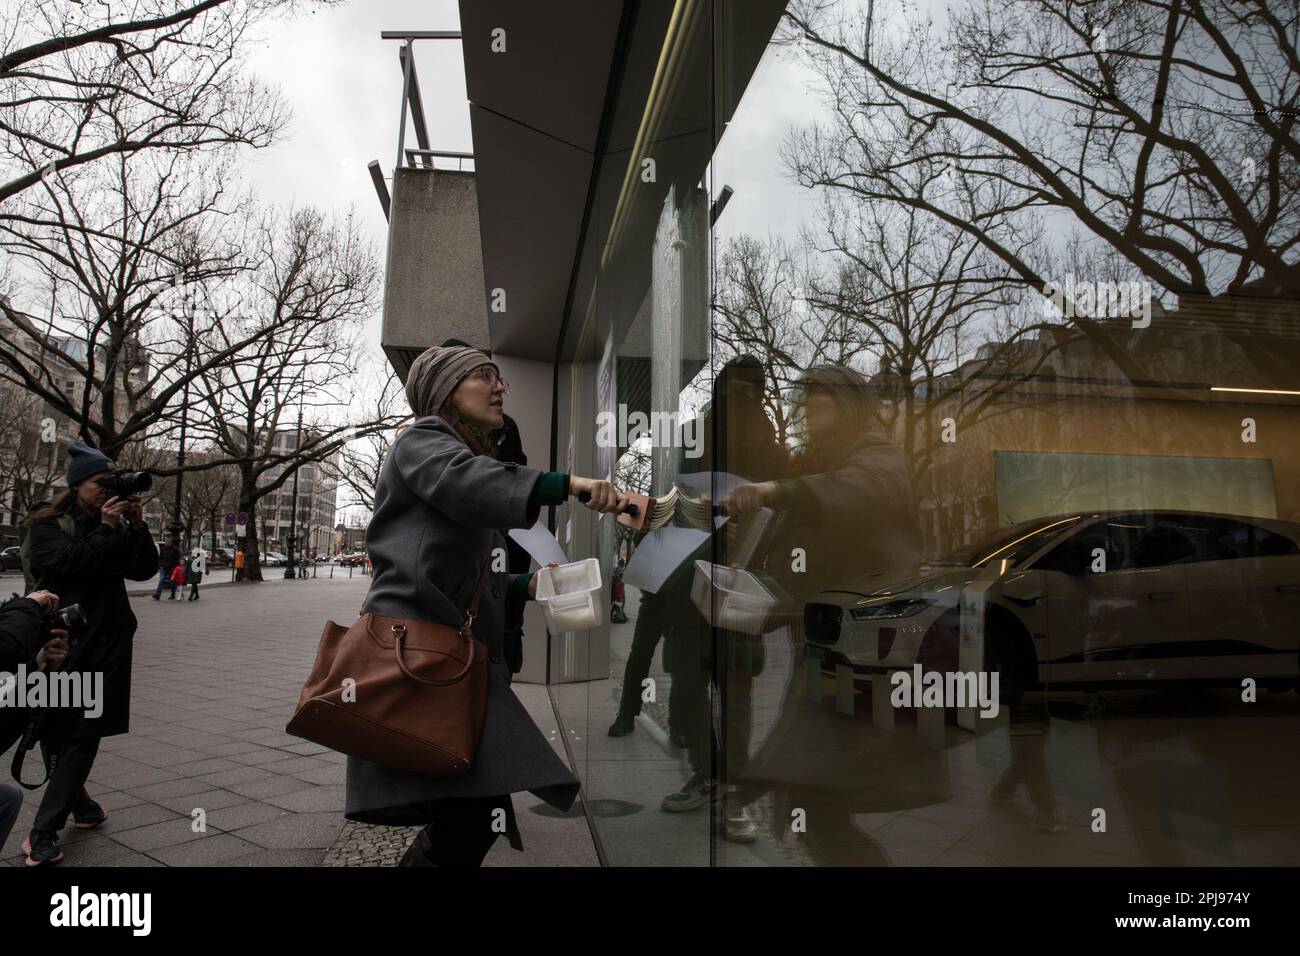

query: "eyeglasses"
(470, 366), (510, 394)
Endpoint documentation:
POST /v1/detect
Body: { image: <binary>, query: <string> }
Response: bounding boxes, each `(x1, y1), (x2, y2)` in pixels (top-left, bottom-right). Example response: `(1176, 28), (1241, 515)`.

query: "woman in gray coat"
(346, 344), (627, 866)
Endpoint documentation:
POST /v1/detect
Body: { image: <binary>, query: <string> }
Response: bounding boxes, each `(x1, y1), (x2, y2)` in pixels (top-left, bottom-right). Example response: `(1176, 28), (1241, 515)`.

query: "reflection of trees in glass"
(711, 196), (1059, 555)
(612, 437), (652, 558)
(782, 0), (1300, 381)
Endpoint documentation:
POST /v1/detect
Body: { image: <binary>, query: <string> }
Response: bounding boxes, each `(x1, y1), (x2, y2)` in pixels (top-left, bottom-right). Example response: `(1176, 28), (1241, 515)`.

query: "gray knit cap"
(405, 346), (497, 419)
(66, 440), (115, 487)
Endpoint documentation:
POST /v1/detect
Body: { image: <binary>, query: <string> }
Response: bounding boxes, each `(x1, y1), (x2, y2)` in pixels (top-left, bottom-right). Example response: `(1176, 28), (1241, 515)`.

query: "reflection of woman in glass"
(722, 365), (935, 865)
(723, 365), (922, 596)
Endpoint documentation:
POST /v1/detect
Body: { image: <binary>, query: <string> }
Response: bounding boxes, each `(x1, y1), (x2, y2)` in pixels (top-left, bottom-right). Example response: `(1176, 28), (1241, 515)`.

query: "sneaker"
(72, 791), (108, 829)
(724, 807), (758, 843)
(660, 773), (715, 813)
(607, 713), (636, 737)
(24, 830), (62, 867)
(151, 592), (160, 601)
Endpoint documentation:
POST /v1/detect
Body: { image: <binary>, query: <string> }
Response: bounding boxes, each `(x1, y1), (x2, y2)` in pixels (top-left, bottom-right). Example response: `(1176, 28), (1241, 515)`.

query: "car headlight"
(849, 598), (934, 621)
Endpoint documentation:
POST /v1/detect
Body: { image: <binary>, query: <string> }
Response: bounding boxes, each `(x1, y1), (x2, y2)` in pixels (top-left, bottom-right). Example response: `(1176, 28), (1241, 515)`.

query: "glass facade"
(545, 0), (1300, 866)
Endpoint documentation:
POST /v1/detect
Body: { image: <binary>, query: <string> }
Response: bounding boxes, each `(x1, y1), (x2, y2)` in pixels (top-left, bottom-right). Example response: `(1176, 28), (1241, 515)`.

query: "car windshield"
(935, 515), (1087, 569)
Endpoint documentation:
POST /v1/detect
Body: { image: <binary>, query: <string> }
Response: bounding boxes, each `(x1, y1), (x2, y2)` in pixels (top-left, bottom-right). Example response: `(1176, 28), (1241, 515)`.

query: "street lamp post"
(169, 288), (195, 548)
(284, 392), (304, 580)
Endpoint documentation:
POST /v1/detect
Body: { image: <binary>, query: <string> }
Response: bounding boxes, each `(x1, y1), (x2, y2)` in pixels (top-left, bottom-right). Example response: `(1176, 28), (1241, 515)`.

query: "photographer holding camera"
(16, 441), (158, 866)
(0, 589), (69, 857)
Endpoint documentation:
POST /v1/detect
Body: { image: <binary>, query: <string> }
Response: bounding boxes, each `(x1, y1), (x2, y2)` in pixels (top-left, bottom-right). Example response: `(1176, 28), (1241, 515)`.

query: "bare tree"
(183, 456), (241, 550)
(189, 207), (402, 582)
(0, 137), (270, 459)
(781, 0), (1300, 383)
(713, 233), (882, 443)
(0, 0), (341, 205)
(321, 371), (410, 514)
(0, 388), (60, 532)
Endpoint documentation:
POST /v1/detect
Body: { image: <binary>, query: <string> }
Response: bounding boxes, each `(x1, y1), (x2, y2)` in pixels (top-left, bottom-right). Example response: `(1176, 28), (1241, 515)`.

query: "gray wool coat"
(344, 416), (580, 832)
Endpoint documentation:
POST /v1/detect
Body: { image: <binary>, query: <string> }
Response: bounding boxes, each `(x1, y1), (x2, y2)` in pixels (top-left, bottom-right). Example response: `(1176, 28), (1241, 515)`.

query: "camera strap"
(9, 626), (89, 791)
(10, 708), (57, 790)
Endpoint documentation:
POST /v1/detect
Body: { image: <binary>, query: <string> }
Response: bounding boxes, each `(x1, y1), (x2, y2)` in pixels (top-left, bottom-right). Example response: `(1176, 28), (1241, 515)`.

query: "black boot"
(608, 712), (636, 737)
(398, 827), (436, 867)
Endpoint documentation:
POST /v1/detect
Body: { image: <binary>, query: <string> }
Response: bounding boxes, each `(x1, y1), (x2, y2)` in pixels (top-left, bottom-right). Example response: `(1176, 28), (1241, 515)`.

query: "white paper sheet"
(508, 521), (569, 569)
(622, 526), (710, 594)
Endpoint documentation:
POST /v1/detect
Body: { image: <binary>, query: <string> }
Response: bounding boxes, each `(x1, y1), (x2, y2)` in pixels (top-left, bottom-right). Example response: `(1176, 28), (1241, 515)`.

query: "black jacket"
(0, 596), (47, 754)
(158, 544), (180, 573)
(0, 597), (45, 672)
(26, 509), (158, 738)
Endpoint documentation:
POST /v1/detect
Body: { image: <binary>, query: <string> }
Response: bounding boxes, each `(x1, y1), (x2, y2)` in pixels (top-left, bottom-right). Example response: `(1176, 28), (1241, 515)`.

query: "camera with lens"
(46, 602), (87, 648)
(50, 604), (86, 631)
(98, 470), (153, 496)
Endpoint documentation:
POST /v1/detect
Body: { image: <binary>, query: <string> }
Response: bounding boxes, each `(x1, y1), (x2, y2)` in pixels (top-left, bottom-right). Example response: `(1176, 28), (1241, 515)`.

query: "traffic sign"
(236, 512), (249, 524)
(224, 513), (236, 526)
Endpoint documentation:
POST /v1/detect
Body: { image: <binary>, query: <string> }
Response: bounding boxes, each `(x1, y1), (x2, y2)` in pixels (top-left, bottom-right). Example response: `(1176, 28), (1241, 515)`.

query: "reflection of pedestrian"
(610, 568), (627, 623)
(722, 366), (933, 865)
(185, 553), (203, 601)
(610, 357), (778, 742)
(616, 356), (785, 844)
(724, 365), (923, 600)
(992, 708), (1060, 833)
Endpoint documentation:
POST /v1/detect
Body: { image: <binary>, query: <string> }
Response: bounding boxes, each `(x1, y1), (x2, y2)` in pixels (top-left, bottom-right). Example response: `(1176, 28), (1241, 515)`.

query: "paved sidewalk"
(0, 574), (596, 867)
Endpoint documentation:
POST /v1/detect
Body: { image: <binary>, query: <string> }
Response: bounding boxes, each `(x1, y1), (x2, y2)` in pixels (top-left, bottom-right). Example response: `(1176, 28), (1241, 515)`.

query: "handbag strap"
(392, 556), (492, 687)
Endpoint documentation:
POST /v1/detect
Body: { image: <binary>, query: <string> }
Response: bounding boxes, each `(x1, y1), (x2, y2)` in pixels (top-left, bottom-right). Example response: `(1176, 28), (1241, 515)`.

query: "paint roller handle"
(577, 489), (639, 516)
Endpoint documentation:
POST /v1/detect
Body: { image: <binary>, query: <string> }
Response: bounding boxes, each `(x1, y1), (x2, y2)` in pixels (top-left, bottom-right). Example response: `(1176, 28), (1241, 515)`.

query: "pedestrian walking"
(152, 533), (180, 600)
(168, 561), (186, 594)
(342, 344), (631, 866)
(185, 552), (204, 601)
(233, 547), (246, 582)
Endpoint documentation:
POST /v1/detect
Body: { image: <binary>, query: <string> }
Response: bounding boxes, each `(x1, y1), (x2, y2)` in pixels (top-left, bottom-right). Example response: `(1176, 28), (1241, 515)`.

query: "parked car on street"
(338, 552), (367, 567)
(199, 547), (233, 567)
(0, 545), (21, 571)
(802, 510), (1300, 702)
(261, 552), (287, 566)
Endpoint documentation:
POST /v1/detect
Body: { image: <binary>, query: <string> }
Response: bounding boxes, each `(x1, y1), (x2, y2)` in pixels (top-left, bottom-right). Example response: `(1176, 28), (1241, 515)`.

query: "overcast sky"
(240, 0), (470, 351)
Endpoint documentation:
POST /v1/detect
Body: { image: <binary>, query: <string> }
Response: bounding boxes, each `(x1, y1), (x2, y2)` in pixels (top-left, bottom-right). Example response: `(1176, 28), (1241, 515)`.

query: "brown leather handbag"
(286, 562), (490, 777)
